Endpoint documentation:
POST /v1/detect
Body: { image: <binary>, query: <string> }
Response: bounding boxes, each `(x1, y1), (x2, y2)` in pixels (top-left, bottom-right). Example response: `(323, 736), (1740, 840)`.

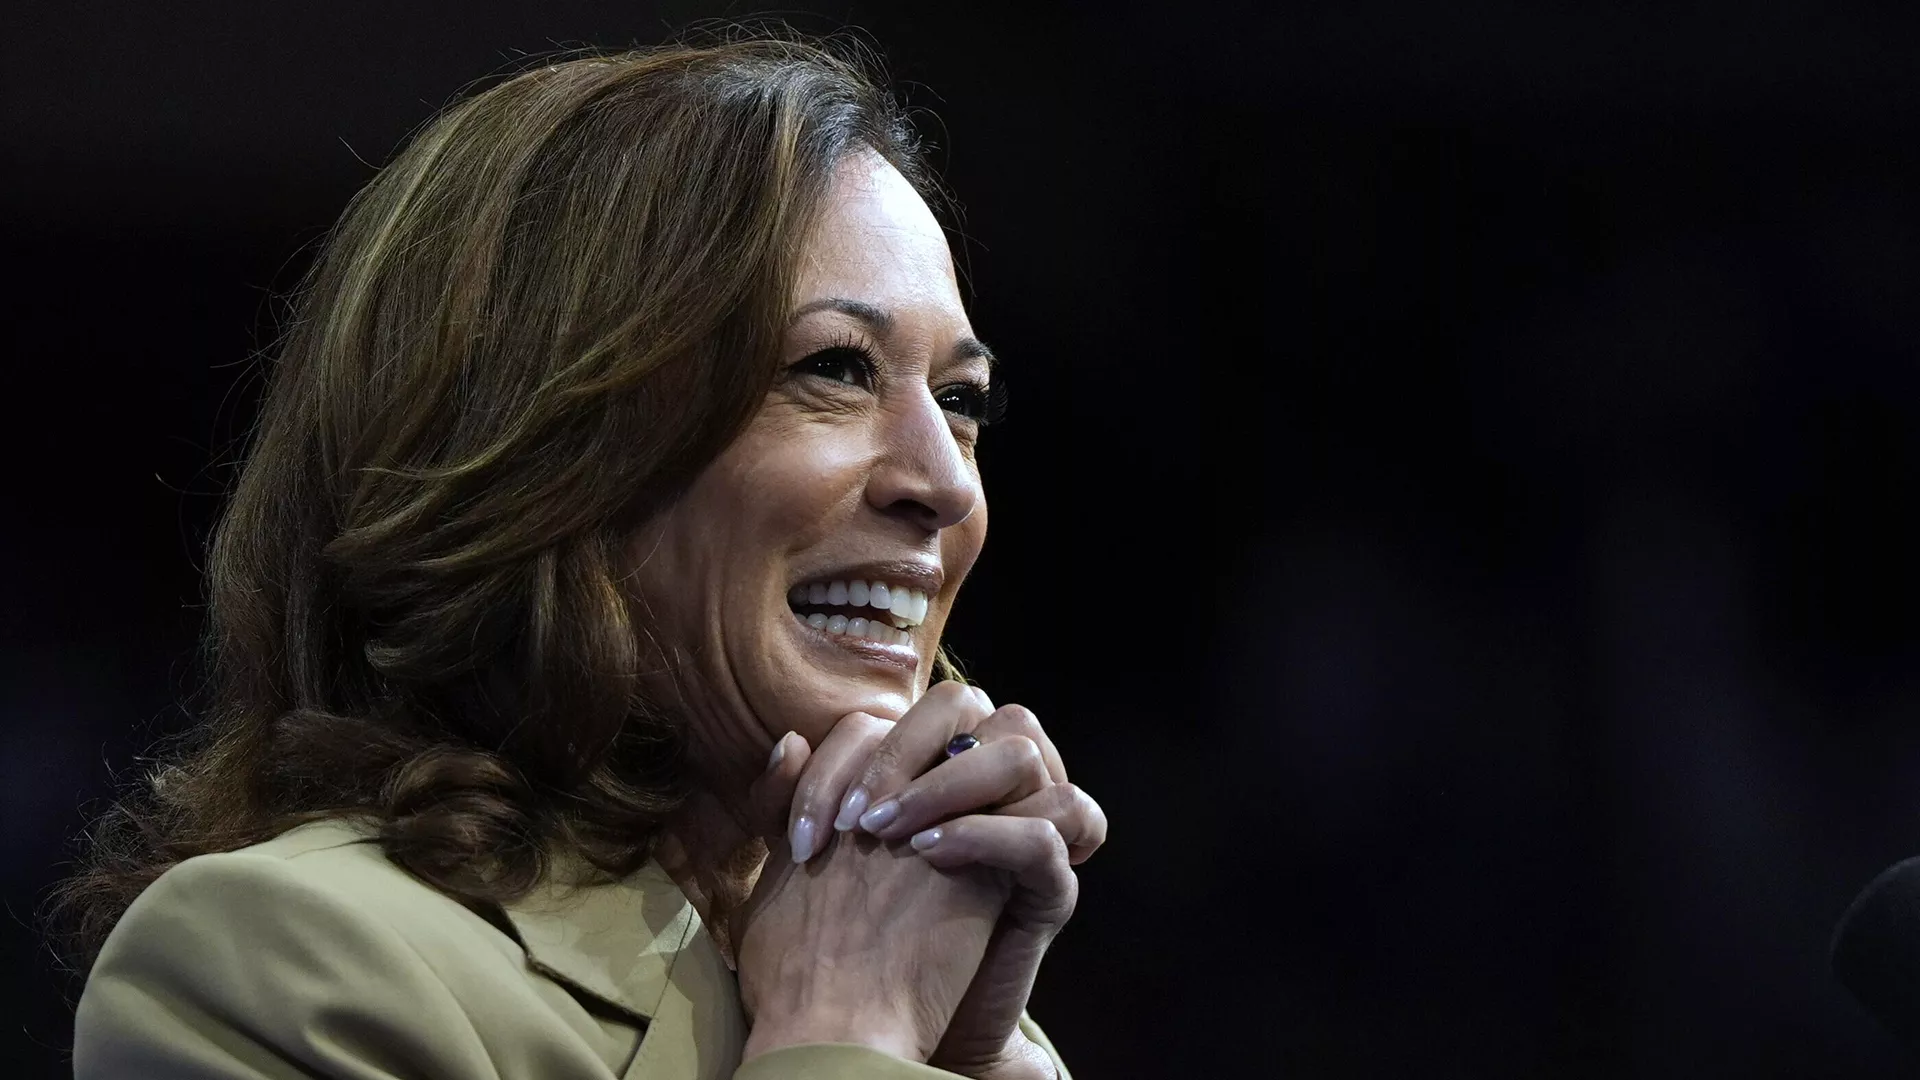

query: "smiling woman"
(54, 35), (1102, 1080)
(629, 152), (995, 746)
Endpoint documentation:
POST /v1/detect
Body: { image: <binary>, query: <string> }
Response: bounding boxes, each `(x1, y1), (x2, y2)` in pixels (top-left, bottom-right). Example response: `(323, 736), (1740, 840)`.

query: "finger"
(996, 783), (1107, 865)
(858, 735), (1053, 841)
(908, 814), (1078, 927)
(970, 703), (1068, 785)
(965, 684), (995, 715)
(832, 680), (991, 833)
(787, 712), (892, 863)
(741, 731), (812, 842)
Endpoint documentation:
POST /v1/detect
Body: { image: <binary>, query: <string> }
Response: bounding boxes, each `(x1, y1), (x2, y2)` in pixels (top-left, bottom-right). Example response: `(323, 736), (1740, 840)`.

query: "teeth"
(789, 579), (933, 628)
(798, 609), (910, 645)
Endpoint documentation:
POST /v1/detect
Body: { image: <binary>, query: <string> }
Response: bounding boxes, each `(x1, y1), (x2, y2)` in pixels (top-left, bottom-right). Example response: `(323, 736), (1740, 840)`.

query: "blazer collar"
(499, 855), (704, 1023)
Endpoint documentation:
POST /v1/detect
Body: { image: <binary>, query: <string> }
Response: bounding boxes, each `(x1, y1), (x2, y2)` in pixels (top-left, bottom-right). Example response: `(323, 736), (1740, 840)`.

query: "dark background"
(7, 2), (1920, 1075)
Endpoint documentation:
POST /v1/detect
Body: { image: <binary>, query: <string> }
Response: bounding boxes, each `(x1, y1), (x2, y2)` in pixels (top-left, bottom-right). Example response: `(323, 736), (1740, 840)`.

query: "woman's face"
(628, 151), (992, 774)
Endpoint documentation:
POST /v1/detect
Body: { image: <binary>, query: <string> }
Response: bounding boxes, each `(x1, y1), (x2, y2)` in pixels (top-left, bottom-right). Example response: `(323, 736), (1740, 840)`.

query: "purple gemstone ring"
(945, 733), (980, 758)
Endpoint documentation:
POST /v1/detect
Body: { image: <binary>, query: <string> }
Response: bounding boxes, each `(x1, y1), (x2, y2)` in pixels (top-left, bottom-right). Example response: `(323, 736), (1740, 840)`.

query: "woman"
(58, 37), (1105, 1080)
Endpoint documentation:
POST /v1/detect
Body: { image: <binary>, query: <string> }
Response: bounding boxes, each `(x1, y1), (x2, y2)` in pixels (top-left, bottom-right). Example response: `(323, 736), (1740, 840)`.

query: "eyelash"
(790, 336), (1006, 426)
(792, 336), (879, 391)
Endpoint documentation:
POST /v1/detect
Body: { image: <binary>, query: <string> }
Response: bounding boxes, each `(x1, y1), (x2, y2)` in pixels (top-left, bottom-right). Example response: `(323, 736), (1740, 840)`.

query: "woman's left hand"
(788, 681), (1108, 1080)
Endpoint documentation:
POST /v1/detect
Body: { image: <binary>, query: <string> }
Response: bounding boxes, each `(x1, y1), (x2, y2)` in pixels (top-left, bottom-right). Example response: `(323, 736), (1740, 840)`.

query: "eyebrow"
(789, 296), (1000, 369)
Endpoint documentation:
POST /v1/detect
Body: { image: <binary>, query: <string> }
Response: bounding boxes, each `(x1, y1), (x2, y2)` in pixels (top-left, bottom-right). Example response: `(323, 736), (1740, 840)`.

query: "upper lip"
(791, 558), (945, 596)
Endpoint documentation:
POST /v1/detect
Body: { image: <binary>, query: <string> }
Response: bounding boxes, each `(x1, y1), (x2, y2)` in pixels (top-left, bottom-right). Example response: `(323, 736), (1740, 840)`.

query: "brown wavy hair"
(51, 36), (943, 973)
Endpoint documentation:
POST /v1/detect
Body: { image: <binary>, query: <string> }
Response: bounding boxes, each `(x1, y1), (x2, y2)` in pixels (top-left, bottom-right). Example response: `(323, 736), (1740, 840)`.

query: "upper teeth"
(788, 579), (931, 628)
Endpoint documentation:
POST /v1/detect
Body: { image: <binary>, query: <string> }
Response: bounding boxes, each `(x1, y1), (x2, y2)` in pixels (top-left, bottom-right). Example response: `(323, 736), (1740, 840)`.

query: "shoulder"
(74, 820), (585, 1079)
(201, 819), (519, 950)
(109, 818), (526, 981)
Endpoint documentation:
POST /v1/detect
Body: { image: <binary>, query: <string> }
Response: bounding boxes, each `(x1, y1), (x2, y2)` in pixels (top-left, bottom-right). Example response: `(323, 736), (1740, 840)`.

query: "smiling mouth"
(787, 577), (929, 647)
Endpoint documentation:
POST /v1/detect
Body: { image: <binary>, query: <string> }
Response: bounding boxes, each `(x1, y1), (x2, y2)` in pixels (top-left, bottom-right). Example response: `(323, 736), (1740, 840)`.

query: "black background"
(8, 2), (1920, 1076)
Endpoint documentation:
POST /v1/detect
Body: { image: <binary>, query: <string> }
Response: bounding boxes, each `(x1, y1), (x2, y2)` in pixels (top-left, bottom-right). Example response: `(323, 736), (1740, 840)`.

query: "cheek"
(950, 477), (987, 561)
(932, 497), (988, 622)
(629, 425), (870, 641)
(724, 420), (872, 541)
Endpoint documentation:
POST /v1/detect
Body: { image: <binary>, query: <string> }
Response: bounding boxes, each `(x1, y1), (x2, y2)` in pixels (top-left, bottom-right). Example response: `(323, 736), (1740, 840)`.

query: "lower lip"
(789, 612), (921, 670)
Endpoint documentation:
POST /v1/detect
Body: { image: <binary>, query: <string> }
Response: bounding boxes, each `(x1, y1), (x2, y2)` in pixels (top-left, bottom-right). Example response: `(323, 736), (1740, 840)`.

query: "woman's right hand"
(731, 714), (1009, 1064)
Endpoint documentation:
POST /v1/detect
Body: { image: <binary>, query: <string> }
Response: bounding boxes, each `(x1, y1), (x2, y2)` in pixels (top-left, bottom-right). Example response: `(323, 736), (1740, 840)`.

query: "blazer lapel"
(500, 858), (747, 1079)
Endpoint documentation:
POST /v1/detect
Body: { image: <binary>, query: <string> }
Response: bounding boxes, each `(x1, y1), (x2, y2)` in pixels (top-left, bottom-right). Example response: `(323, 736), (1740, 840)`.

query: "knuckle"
(1086, 804), (1110, 838)
(1056, 875), (1080, 919)
(888, 783), (921, 816)
(1004, 735), (1045, 774)
(1028, 820), (1071, 870)
(1025, 814), (1065, 849)
(1043, 818), (1069, 855)
(925, 680), (973, 707)
(862, 742), (900, 777)
(989, 703), (1042, 735)
(1060, 783), (1099, 818)
(795, 772), (832, 811)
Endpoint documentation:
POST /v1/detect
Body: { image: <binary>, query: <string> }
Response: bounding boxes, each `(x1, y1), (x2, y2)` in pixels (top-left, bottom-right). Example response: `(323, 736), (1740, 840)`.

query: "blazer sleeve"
(731, 1014), (1071, 1080)
(74, 850), (505, 1080)
(1019, 1013), (1072, 1080)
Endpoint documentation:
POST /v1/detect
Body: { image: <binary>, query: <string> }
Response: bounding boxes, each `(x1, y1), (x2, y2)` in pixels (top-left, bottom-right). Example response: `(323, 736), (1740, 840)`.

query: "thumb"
(743, 731), (811, 843)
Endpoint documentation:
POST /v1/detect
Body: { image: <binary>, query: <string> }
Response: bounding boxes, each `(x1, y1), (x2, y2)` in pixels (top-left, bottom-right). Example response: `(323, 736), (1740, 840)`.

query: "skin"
(758, 684), (1105, 1077)
(627, 147), (990, 781)
(628, 151), (1106, 1079)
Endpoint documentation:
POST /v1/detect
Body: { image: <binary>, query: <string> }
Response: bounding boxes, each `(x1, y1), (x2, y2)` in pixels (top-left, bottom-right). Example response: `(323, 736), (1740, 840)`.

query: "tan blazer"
(74, 819), (1070, 1079)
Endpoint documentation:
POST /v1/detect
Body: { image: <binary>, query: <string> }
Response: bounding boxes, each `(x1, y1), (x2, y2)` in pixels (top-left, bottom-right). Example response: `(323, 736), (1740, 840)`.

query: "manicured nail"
(909, 827), (942, 852)
(766, 732), (791, 773)
(834, 786), (870, 832)
(858, 798), (900, 834)
(790, 815), (817, 863)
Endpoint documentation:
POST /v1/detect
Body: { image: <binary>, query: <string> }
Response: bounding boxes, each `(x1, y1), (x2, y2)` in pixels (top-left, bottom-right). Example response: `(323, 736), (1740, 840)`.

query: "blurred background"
(7, 2), (1920, 1075)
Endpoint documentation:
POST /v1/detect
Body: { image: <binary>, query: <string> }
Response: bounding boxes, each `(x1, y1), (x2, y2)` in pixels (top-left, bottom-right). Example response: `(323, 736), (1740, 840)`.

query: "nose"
(865, 390), (980, 532)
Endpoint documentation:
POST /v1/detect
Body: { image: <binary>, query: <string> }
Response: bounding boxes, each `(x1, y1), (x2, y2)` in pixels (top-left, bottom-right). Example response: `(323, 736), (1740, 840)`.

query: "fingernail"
(858, 798), (900, 834)
(833, 786), (870, 832)
(909, 827), (942, 852)
(790, 815), (817, 863)
(766, 733), (791, 773)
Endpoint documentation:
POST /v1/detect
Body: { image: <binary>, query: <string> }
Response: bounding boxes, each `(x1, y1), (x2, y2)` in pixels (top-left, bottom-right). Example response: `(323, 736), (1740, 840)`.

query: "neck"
(657, 785), (768, 970)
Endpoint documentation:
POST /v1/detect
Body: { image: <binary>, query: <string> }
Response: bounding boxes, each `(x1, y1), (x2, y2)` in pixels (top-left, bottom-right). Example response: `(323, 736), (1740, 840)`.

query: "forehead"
(795, 151), (962, 314)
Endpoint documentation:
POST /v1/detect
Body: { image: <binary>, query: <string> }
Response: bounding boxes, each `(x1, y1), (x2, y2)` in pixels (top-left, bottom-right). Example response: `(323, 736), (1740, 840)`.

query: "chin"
(772, 611), (924, 734)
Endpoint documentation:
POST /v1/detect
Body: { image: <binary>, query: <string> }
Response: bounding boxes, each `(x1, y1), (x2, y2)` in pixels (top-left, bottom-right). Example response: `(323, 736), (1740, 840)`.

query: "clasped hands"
(731, 683), (1107, 1079)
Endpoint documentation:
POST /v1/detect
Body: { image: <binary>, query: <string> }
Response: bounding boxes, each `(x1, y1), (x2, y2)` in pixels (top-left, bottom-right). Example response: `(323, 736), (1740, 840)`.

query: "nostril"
(886, 496), (952, 531)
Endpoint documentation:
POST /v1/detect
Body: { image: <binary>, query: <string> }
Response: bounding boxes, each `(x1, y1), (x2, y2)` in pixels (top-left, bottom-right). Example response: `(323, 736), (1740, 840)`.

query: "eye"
(935, 382), (993, 423)
(793, 345), (877, 390)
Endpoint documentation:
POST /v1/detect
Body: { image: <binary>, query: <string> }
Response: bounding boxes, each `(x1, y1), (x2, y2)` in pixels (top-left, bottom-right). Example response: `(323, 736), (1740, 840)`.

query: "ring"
(944, 733), (980, 758)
